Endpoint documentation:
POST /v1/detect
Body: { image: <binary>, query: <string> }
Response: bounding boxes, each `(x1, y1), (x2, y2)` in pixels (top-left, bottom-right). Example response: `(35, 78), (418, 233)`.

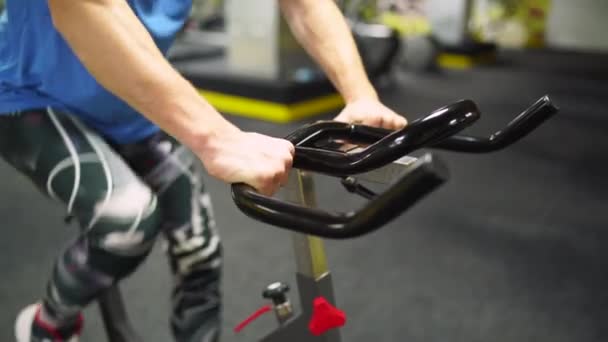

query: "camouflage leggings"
(0, 109), (222, 342)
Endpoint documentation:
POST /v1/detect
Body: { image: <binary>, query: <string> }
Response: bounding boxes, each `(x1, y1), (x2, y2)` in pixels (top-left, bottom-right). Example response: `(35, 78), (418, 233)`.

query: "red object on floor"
(308, 297), (347, 336)
(234, 305), (273, 333)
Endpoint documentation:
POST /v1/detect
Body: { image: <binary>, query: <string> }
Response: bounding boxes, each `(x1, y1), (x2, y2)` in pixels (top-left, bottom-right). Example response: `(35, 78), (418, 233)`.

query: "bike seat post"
(282, 170), (343, 341)
(284, 171), (330, 282)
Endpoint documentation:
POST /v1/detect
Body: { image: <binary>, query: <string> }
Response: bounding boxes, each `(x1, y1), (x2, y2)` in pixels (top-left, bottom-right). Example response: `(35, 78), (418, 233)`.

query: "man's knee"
(166, 223), (223, 277)
(86, 181), (162, 278)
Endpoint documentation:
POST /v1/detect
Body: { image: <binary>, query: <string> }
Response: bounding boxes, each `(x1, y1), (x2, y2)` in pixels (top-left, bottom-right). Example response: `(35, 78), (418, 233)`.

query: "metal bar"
(260, 169), (342, 341)
(284, 171), (330, 279)
(98, 286), (144, 342)
(261, 156), (420, 341)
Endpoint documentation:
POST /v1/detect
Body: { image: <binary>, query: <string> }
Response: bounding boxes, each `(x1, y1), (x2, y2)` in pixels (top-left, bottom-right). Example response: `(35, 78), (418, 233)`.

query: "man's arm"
(48, 0), (294, 195)
(48, 0), (235, 149)
(278, 0), (378, 103)
(278, 0), (406, 129)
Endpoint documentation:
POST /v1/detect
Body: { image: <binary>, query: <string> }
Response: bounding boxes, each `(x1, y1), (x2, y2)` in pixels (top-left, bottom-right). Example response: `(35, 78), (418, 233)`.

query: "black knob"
(263, 282), (290, 306)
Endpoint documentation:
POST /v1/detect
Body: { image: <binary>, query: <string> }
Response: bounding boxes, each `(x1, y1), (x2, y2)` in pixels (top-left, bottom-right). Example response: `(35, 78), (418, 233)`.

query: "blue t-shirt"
(0, 0), (191, 143)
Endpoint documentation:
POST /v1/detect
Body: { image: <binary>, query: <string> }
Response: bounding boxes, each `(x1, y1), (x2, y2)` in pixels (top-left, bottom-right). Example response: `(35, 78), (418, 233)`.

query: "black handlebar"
(230, 95), (559, 239)
(434, 95), (558, 152)
(232, 154), (447, 239)
(329, 95), (559, 153)
(286, 99), (480, 177)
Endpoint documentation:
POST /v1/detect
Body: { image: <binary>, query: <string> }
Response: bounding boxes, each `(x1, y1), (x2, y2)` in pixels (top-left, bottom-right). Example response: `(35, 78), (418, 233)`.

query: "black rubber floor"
(2, 49), (608, 342)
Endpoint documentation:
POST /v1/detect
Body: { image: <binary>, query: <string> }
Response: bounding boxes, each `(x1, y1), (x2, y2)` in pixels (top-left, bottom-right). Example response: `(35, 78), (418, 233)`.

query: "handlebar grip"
(286, 99), (480, 149)
(286, 99), (480, 177)
(231, 154), (447, 239)
(284, 121), (390, 147)
(434, 95), (559, 153)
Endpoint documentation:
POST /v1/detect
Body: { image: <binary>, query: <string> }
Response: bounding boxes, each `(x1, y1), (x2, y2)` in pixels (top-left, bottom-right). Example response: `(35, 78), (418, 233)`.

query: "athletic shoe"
(15, 303), (82, 342)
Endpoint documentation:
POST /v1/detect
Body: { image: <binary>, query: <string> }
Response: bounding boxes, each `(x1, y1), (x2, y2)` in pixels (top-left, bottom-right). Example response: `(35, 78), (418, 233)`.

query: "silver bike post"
(288, 170), (342, 342)
(260, 170), (341, 342)
(98, 286), (144, 342)
(260, 156), (420, 342)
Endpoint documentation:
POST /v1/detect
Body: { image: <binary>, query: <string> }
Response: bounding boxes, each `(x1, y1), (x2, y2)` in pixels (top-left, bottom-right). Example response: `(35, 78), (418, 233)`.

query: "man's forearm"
(48, 0), (237, 151)
(278, 0), (378, 102)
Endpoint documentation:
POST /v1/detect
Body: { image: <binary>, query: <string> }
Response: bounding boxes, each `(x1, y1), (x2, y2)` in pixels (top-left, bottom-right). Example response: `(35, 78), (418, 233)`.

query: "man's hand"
(333, 98), (408, 130)
(197, 131), (295, 196)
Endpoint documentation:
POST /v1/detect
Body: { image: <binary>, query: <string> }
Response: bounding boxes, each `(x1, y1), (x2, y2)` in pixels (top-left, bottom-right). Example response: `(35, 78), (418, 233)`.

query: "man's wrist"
(154, 86), (240, 156)
(341, 82), (379, 104)
(184, 111), (240, 157)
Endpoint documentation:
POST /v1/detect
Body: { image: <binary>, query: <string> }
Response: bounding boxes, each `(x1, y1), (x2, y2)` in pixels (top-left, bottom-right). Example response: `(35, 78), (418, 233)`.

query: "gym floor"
(2, 49), (608, 342)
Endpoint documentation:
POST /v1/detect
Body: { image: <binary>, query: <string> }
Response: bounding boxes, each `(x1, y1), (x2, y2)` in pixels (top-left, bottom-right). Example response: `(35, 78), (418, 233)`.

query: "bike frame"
(259, 155), (419, 341)
(94, 95), (557, 342)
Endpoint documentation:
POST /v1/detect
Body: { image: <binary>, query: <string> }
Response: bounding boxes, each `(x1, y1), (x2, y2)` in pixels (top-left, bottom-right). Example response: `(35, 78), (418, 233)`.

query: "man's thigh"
(112, 131), (221, 274)
(0, 109), (157, 239)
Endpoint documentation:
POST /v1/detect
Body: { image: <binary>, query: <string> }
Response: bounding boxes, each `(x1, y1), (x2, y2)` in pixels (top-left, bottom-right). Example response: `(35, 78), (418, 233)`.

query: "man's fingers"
(391, 115), (406, 130)
(393, 114), (408, 128)
(283, 139), (296, 156)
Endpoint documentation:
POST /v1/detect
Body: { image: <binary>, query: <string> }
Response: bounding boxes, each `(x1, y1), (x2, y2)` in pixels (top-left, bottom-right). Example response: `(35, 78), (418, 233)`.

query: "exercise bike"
(94, 95), (558, 341)
(230, 95), (558, 341)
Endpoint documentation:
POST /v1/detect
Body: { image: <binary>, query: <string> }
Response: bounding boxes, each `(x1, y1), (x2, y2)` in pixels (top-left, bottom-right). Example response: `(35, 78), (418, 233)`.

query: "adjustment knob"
(263, 282), (290, 305)
(263, 282), (293, 324)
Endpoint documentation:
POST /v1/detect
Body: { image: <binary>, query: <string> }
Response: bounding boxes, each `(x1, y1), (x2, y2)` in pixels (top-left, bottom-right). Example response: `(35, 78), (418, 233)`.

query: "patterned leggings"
(0, 109), (222, 342)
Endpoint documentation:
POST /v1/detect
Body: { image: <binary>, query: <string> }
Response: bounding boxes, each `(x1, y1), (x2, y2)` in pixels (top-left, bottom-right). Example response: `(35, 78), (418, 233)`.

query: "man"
(0, 0), (407, 341)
